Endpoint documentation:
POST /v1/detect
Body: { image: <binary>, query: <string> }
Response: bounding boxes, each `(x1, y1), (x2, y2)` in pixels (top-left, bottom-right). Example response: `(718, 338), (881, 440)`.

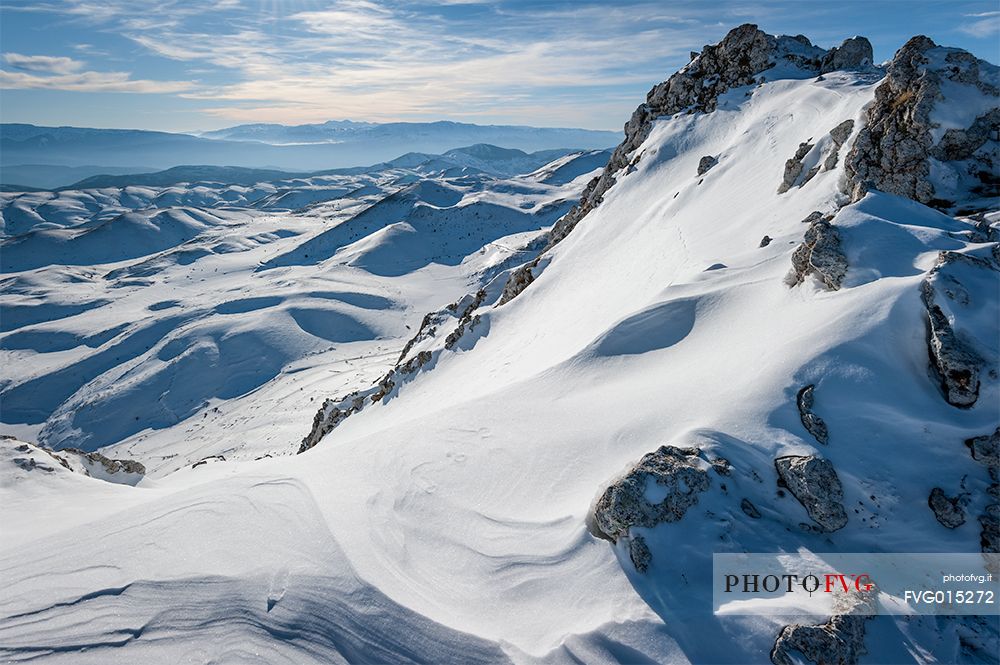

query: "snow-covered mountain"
(1, 24), (998, 664)
(0, 122), (619, 187)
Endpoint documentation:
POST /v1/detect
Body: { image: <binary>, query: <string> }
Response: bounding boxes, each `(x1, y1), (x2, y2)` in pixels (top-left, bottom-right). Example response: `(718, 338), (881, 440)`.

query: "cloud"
(0, 67), (194, 93)
(3, 53), (84, 75)
(958, 14), (1000, 37)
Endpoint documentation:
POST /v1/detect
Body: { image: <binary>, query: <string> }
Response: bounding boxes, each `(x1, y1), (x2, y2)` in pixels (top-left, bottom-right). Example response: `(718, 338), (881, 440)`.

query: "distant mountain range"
(22, 144), (609, 192)
(0, 121), (620, 188)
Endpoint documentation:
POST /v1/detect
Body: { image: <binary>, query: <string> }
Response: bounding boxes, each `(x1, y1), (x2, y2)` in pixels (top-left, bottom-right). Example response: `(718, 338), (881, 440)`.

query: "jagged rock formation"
(775, 455), (848, 532)
(823, 119), (855, 171)
(299, 289), (487, 453)
(919, 250), (996, 408)
(56, 447), (146, 476)
(796, 384), (829, 444)
(590, 446), (711, 571)
(779, 120), (856, 194)
(777, 141), (814, 194)
(786, 218), (847, 290)
(820, 37), (874, 74)
(697, 155), (719, 176)
(928, 487), (966, 528)
(844, 36), (1000, 212)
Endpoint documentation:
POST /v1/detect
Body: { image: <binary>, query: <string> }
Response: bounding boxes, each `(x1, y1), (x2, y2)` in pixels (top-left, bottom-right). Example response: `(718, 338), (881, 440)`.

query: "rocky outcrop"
(820, 37), (874, 73)
(591, 446), (711, 571)
(772, 579), (876, 665)
(772, 615), (869, 665)
(919, 251), (996, 408)
(844, 36), (999, 212)
(760, 235), (772, 247)
(592, 445), (711, 540)
(697, 155), (719, 176)
(928, 487), (966, 528)
(966, 428), (1000, 571)
(775, 455), (848, 532)
(786, 219), (847, 290)
(779, 120), (856, 193)
(58, 447), (146, 476)
(823, 119), (855, 171)
(777, 141), (814, 194)
(796, 384), (829, 445)
(966, 427), (1000, 474)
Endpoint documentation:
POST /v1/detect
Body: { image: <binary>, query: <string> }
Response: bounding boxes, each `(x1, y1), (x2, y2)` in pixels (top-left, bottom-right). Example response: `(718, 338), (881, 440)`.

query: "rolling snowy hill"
(1, 25), (998, 665)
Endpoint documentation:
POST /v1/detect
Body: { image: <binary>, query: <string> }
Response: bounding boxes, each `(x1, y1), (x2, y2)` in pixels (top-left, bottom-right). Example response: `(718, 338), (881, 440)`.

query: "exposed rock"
(12, 457), (56, 473)
(711, 456), (732, 476)
(844, 36), (1000, 212)
(771, 615), (869, 665)
(778, 141), (814, 194)
(796, 384), (829, 445)
(786, 219), (847, 290)
(192, 455), (226, 468)
(775, 455), (848, 532)
(928, 487), (966, 528)
(966, 427), (1000, 477)
(697, 155), (719, 176)
(741, 498), (762, 518)
(591, 445), (711, 543)
(760, 235), (772, 247)
(823, 119), (856, 171)
(497, 260), (538, 306)
(628, 534), (652, 572)
(801, 211), (826, 225)
(820, 37), (874, 73)
(444, 289), (486, 348)
(919, 251), (995, 408)
(58, 447), (146, 476)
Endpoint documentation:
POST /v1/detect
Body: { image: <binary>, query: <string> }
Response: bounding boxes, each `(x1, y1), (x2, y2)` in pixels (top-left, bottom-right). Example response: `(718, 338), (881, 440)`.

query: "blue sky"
(1, 0), (998, 132)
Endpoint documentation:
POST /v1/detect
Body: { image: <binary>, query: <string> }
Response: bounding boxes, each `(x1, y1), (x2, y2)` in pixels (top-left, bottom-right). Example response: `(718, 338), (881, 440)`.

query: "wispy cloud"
(4, 53), (84, 75)
(958, 12), (1000, 38)
(0, 52), (193, 93)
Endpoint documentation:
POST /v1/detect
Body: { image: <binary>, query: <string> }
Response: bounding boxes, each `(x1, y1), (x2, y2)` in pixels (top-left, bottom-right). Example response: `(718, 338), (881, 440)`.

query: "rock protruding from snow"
(697, 155), (719, 176)
(771, 615), (870, 665)
(591, 446), (710, 570)
(777, 141), (814, 194)
(823, 119), (855, 171)
(775, 455), (848, 532)
(966, 427), (1000, 472)
(820, 37), (874, 73)
(919, 250), (997, 408)
(2, 437), (145, 484)
(966, 428), (1000, 571)
(796, 384), (829, 445)
(928, 487), (966, 528)
(786, 218), (847, 290)
(845, 36), (1000, 212)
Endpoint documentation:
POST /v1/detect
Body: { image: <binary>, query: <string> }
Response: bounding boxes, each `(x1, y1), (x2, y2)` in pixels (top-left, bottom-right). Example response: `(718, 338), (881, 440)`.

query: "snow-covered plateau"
(1, 24), (998, 665)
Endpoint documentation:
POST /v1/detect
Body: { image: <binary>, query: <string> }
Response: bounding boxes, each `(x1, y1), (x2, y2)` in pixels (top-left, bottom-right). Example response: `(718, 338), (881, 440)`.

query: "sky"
(1, 0), (998, 133)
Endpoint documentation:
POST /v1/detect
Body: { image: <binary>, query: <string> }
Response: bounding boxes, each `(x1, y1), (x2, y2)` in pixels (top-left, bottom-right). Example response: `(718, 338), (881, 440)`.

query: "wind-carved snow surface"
(1, 25), (999, 665)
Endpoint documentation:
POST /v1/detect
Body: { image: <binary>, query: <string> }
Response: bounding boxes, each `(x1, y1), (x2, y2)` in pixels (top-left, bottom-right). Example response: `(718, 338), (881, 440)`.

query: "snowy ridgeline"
(1, 24), (999, 665)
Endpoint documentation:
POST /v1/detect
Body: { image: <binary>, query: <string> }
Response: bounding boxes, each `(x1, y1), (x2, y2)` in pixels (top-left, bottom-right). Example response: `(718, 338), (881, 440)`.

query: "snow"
(1, 57), (998, 664)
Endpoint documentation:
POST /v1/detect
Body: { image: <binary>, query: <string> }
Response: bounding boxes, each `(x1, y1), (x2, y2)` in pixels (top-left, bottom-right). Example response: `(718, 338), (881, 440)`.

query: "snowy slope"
(1, 151), (601, 475)
(1, 26), (998, 665)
